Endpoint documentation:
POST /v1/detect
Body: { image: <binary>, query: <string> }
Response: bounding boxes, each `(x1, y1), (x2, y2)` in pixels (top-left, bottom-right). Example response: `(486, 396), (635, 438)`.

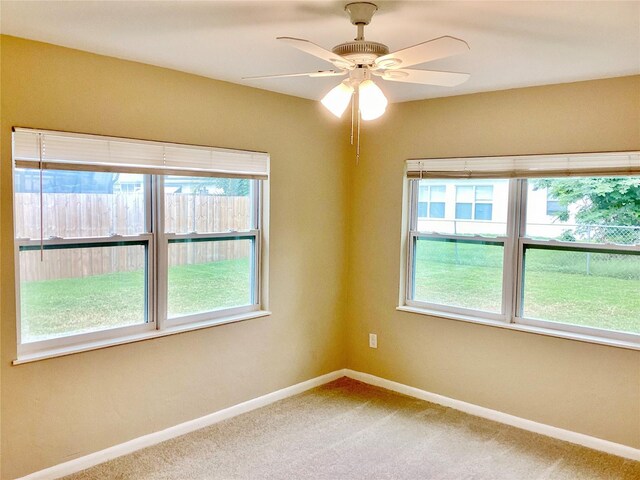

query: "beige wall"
(0, 36), (349, 479)
(1, 35), (639, 480)
(346, 76), (640, 449)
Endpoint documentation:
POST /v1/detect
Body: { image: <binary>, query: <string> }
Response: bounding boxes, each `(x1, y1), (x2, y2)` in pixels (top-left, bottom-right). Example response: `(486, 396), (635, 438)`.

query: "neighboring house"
(416, 179), (576, 239)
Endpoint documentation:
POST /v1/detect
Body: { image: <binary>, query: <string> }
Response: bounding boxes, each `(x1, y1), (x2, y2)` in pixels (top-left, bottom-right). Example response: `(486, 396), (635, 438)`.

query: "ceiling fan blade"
(374, 36), (469, 70)
(379, 69), (470, 87)
(243, 70), (346, 80)
(277, 37), (354, 69)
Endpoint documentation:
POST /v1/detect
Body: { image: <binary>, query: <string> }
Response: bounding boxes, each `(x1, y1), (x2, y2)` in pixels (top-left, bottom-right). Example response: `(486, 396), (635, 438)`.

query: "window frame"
(15, 236), (157, 356)
(514, 189), (640, 345)
(13, 158), (269, 362)
(402, 176), (640, 348)
(405, 179), (518, 323)
(15, 172), (156, 356)
(157, 175), (263, 328)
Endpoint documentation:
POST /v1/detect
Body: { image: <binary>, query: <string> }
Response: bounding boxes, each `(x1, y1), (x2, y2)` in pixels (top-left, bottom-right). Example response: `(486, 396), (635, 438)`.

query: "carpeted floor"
(65, 377), (640, 479)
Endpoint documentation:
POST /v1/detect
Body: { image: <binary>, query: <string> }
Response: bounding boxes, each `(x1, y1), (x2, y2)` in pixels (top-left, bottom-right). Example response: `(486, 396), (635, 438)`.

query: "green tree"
(534, 177), (640, 242)
(534, 177), (640, 225)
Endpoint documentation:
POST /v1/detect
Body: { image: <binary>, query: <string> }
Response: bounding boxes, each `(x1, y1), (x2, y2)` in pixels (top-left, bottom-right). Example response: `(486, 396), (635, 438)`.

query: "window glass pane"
(521, 246), (640, 334)
(475, 185), (493, 201)
(429, 202), (445, 219)
(526, 176), (640, 245)
(456, 185), (474, 202)
(475, 203), (493, 220)
(168, 238), (253, 318)
(416, 179), (508, 236)
(455, 203), (472, 219)
(164, 176), (252, 234)
(417, 202), (428, 218)
(429, 185), (446, 202)
(19, 244), (147, 343)
(413, 238), (504, 313)
(14, 169), (146, 239)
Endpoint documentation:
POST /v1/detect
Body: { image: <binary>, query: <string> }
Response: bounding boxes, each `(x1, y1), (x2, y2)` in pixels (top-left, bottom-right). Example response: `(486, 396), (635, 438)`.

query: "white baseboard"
(17, 367), (640, 479)
(344, 369), (640, 462)
(16, 369), (347, 480)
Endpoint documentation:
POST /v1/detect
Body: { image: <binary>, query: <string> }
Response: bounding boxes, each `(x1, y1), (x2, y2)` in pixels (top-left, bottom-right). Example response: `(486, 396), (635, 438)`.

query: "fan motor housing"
(332, 41), (389, 65)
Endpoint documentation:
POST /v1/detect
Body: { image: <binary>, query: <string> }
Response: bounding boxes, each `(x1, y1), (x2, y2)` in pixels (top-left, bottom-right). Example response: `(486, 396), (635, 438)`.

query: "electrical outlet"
(369, 333), (378, 349)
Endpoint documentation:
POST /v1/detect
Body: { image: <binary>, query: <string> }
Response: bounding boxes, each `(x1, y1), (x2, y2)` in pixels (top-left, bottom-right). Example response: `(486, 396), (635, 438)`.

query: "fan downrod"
(345, 2), (378, 41)
(333, 3), (386, 65)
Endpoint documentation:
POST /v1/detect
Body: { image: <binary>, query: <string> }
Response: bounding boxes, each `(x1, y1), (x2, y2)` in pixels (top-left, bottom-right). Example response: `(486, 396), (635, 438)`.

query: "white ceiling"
(1, 1), (639, 103)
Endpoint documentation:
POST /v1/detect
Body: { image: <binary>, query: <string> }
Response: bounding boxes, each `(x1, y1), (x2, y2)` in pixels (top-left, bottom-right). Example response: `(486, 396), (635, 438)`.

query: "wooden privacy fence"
(16, 193), (251, 281)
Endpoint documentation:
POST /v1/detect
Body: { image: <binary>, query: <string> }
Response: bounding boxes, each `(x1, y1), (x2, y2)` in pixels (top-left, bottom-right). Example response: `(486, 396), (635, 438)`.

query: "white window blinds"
(12, 128), (269, 180)
(406, 152), (640, 179)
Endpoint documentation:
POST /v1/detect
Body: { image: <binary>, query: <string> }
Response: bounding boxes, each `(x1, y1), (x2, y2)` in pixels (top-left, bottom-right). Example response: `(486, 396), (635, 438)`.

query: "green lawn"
(167, 258), (251, 317)
(415, 239), (640, 334)
(21, 242), (640, 342)
(20, 258), (250, 342)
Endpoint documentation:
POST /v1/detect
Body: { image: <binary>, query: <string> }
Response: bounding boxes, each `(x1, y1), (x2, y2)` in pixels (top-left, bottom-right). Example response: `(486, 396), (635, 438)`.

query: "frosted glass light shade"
(321, 82), (354, 118)
(359, 79), (388, 121)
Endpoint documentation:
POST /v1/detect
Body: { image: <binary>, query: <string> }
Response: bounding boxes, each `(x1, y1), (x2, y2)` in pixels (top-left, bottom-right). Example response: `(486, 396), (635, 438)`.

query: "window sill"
(396, 306), (640, 352)
(13, 310), (272, 365)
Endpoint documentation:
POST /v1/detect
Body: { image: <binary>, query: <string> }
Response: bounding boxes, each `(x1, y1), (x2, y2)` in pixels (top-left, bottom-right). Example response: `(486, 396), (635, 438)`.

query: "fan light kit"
(245, 2), (471, 161)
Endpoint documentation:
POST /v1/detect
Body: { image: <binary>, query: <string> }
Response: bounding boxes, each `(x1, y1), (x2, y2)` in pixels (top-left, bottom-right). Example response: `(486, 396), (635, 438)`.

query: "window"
(521, 177), (640, 337)
(545, 191), (567, 216)
(162, 175), (259, 325)
(13, 128), (269, 359)
(417, 184), (445, 219)
(15, 170), (151, 344)
(403, 153), (640, 347)
(410, 178), (509, 319)
(455, 184), (493, 220)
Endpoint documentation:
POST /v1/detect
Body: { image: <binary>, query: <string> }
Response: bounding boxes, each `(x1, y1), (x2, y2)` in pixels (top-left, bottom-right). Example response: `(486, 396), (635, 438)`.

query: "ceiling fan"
(245, 2), (470, 158)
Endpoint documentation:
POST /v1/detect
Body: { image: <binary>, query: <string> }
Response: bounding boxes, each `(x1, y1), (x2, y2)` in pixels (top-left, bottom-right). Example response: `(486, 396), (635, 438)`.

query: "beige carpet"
(65, 377), (639, 479)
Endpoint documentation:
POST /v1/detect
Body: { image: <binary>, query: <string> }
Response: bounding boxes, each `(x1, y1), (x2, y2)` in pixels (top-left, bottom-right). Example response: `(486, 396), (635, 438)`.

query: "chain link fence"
(527, 223), (640, 279)
(548, 223), (640, 246)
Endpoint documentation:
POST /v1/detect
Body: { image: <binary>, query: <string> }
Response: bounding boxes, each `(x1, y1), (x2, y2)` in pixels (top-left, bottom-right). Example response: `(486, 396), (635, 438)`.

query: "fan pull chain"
(350, 96), (355, 146)
(354, 88), (361, 164)
(356, 108), (361, 165)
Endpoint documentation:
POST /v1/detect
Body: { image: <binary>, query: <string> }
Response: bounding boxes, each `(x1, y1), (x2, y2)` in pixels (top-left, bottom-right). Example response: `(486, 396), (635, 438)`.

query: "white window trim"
(395, 305), (640, 352)
(400, 173), (640, 350)
(13, 309), (272, 365)
(13, 133), (271, 364)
